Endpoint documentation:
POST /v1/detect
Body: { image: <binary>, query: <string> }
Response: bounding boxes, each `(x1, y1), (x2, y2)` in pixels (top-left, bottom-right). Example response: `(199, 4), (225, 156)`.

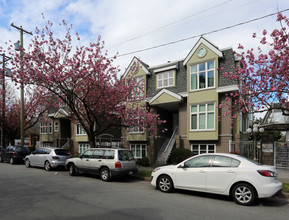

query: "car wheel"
(10, 157), (14, 165)
(232, 183), (256, 206)
(158, 175), (174, 193)
(68, 163), (77, 176)
(44, 161), (51, 171)
(100, 167), (111, 182)
(25, 159), (31, 168)
(0, 156), (2, 163)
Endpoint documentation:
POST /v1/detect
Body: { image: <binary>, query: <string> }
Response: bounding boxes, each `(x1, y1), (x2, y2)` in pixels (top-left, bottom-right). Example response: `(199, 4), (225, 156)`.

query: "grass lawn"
(136, 170), (152, 178)
(283, 183), (289, 193)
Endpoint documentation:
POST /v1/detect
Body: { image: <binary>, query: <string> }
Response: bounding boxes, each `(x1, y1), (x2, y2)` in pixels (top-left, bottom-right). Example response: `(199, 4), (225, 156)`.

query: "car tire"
(232, 183), (257, 206)
(10, 157), (14, 165)
(68, 163), (77, 176)
(25, 159), (31, 168)
(0, 156), (3, 163)
(100, 167), (111, 182)
(44, 161), (51, 171)
(157, 175), (174, 193)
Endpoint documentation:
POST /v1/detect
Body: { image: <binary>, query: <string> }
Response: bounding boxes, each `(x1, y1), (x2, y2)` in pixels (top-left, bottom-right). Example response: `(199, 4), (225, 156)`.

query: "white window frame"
(130, 144), (147, 158)
(79, 143), (90, 154)
(40, 122), (47, 134)
(190, 61), (215, 91)
(54, 121), (59, 132)
(76, 125), (87, 135)
(48, 122), (53, 134)
(157, 70), (175, 89)
(191, 144), (216, 156)
(190, 103), (215, 131)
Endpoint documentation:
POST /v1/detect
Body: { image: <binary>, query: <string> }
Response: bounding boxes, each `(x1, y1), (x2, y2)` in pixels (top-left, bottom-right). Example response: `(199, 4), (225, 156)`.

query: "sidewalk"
(277, 168), (289, 183)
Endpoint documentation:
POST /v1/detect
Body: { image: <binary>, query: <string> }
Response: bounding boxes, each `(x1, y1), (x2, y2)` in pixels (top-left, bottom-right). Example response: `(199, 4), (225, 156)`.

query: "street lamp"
(247, 124), (265, 161)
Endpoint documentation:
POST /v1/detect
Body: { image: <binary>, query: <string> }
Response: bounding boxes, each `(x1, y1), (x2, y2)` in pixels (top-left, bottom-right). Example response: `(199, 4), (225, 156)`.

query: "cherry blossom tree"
(8, 19), (164, 148)
(221, 13), (289, 118)
(0, 83), (53, 145)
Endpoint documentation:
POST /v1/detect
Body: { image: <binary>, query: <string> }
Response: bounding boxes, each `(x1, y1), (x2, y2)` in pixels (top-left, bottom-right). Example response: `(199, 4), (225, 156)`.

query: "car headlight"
(152, 167), (161, 173)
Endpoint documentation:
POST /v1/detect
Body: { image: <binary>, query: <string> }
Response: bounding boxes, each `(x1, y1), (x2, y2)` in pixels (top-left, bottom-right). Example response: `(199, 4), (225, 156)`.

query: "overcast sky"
(1, 0), (289, 75)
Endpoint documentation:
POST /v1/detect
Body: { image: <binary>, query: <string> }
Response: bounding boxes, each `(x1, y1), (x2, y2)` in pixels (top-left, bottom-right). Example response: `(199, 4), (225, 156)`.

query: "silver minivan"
(65, 148), (138, 181)
(25, 147), (72, 171)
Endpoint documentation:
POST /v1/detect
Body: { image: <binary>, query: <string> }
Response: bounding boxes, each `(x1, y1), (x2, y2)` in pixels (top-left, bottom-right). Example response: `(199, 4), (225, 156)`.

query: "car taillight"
(257, 170), (277, 177)
(52, 156), (60, 160)
(13, 152), (17, 156)
(115, 162), (122, 168)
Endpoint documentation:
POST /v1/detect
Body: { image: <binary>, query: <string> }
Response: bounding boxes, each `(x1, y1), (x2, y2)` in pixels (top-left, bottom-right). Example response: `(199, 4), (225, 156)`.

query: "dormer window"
(190, 61), (215, 91)
(157, 70), (175, 89)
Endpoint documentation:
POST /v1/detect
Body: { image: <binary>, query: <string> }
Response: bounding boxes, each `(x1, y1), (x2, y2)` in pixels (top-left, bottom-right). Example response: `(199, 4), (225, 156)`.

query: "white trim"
(183, 37), (223, 66)
(149, 89), (182, 105)
(149, 59), (183, 69)
(153, 64), (178, 73)
(123, 57), (150, 79)
(216, 85), (238, 93)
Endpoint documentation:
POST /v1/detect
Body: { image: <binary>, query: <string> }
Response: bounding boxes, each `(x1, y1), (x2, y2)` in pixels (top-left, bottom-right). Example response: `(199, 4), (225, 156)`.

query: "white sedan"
(151, 153), (282, 205)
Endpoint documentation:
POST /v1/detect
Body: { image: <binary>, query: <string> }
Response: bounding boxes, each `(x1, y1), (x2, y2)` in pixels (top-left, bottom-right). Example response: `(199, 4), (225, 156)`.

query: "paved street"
(0, 162), (289, 220)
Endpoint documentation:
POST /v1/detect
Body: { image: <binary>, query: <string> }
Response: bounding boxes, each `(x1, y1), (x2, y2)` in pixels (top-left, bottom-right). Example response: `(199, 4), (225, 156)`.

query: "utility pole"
(0, 53), (12, 147)
(11, 23), (32, 147)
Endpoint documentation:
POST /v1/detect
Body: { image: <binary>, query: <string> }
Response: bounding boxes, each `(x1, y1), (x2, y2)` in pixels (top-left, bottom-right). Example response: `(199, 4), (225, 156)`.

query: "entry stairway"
(156, 126), (178, 165)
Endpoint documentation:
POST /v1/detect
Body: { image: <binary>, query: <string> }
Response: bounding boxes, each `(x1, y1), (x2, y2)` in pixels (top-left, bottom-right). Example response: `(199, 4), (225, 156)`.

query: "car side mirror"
(178, 162), (187, 168)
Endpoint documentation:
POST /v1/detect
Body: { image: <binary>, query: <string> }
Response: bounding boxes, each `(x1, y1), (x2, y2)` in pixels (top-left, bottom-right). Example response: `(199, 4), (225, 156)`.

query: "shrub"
(136, 157), (150, 167)
(167, 148), (193, 164)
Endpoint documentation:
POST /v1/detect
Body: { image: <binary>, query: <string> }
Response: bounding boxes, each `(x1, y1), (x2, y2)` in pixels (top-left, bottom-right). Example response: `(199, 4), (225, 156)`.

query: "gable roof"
(149, 89), (183, 105)
(183, 36), (223, 66)
(122, 56), (150, 79)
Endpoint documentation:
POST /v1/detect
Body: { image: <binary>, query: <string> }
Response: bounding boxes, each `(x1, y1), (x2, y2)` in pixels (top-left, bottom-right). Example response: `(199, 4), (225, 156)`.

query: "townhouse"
(39, 107), (122, 155)
(122, 37), (247, 164)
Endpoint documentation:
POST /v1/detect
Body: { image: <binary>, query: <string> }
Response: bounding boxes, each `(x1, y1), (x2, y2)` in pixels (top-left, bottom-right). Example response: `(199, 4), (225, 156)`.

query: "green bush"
(167, 148), (193, 164)
(136, 157), (150, 167)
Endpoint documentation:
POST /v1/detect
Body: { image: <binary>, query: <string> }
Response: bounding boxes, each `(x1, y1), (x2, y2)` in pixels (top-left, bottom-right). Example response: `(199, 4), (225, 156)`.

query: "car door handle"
(199, 170), (206, 173)
(98, 160), (102, 162)
(227, 170), (236, 173)
(86, 159), (89, 161)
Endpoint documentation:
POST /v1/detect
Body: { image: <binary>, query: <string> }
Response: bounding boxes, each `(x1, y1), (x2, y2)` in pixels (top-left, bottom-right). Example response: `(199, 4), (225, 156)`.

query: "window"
(132, 77), (144, 98)
(130, 144), (147, 158)
(48, 122), (53, 134)
(190, 61), (214, 90)
(92, 149), (104, 159)
(191, 103), (215, 130)
(185, 155), (213, 168)
(212, 156), (240, 167)
(40, 122), (47, 134)
(82, 149), (93, 158)
(76, 125), (86, 135)
(191, 144), (215, 156)
(157, 70), (175, 89)
(54, 121), (59, 132)
(79, 143), (90, 154)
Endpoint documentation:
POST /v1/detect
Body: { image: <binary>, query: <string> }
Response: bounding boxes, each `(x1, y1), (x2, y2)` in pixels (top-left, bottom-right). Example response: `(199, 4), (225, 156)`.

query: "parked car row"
(0, 146), (138, 182)
(1, 146), (283, 206)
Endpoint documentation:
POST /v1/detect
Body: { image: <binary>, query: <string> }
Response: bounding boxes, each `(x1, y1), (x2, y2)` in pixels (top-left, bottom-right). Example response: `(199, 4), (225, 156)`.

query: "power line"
(108, 0), (233, 49)
(115, 8), (289, 58)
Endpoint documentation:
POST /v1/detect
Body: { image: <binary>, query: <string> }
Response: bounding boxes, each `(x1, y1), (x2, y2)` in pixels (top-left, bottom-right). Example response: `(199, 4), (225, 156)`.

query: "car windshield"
(54, 149), (71, 156)
(118, 150), (134, 161)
